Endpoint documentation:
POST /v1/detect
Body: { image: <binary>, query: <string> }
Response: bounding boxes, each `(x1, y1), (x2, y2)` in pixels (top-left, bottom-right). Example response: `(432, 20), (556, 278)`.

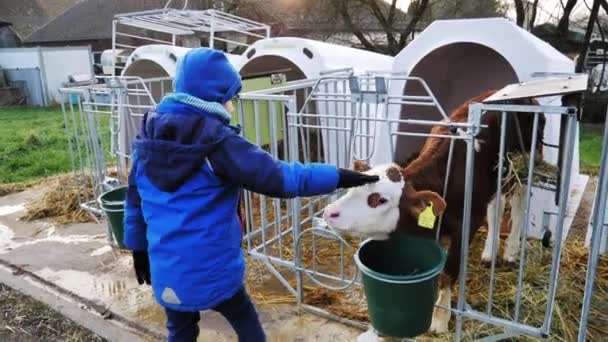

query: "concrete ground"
(0, 187), (362, 342)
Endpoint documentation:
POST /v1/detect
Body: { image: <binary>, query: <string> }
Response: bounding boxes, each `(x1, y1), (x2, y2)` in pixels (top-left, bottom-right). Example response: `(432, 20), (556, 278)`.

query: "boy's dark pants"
(164, 287), (266, 342)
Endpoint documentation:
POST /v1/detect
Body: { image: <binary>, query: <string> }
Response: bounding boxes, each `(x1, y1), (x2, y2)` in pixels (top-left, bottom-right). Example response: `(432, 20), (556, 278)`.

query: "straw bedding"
(0, 181), (35, 197)
(503, 152), (559, 196)
(20, 174), (95, 224)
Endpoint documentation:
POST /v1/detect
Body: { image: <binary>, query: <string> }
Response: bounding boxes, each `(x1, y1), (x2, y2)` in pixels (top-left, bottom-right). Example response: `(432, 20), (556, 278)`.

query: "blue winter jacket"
(123, 48), (339, 312)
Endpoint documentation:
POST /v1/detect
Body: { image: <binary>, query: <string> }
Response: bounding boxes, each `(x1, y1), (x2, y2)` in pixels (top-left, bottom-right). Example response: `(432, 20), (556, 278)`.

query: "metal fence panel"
(4, 67), (46, 106)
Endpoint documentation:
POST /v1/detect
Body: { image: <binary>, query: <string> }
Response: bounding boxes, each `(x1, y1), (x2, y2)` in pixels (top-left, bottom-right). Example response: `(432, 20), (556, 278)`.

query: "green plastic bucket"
(98, 186), (127, 249)
(354, 235), (447, 338)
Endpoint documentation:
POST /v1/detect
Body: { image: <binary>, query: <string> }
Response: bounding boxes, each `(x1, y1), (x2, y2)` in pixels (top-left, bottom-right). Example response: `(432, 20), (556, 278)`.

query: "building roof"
(0, 0), (77, 39)
(25, 0), (209, 44)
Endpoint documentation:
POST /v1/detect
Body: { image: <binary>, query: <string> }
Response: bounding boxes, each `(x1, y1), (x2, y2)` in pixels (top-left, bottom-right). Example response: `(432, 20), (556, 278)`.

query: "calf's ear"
(352, 160), (371, 172)
(402, 183), (446, 218)
(413, 191), (447, 216)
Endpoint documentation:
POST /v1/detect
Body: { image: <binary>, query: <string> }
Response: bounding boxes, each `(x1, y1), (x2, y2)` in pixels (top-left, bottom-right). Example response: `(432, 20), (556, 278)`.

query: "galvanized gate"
(59, 76), (165, 246)
(59, 71), (603, 340)
(239, 73), (595, 341)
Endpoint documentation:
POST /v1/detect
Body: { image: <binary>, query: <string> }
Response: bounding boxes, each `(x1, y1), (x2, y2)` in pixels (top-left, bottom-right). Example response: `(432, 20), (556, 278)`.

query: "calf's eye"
(367, 193), (388, 208)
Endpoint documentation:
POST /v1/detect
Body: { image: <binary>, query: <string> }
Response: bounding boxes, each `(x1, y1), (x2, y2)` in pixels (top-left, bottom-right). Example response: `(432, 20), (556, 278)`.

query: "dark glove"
(336, 168), (380, 189)
(132, 251), (151, 285)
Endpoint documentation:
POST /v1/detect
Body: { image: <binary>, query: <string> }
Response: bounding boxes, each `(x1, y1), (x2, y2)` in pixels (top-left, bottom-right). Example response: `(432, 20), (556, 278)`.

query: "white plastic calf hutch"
(238, 37), (393, 80)
(122, 44), (242, 80)
(238, 37), (394, 166)
(114, 38), (393, 178)
(120, 44), (242, 105)
(375, 18), (588, 241)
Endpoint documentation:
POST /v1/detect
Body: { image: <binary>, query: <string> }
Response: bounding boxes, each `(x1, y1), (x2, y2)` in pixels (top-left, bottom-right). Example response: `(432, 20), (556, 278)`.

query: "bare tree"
(332, 0), (429, 55)
(429, 0), (507, 19)
(400, 0), (430, 47)
(514, 0), (526, 27)
(330, 0), (507, 55)
(229, 0), (504, 54)
(529, 0), (539, 28)
(513, 0), (540, 29)
(558, 0), (580, 36)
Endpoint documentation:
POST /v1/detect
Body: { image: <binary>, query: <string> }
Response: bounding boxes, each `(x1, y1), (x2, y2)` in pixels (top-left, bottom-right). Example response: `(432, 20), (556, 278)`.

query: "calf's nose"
(325, 209), (340, 219)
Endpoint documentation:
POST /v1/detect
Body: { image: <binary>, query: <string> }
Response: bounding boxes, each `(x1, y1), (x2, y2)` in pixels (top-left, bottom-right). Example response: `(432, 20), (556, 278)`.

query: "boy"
(123, 48), (378, 342)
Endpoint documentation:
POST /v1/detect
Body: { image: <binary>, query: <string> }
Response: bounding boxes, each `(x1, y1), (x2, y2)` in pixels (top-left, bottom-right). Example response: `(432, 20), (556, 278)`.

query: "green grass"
(579, 124), (604, 175)
(0, 106), (110, 184)
(0, 106), (605, 185)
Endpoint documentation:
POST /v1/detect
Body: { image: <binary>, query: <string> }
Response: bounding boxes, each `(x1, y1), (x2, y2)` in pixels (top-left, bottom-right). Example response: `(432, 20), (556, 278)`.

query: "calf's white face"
(323, 161), (446, 240)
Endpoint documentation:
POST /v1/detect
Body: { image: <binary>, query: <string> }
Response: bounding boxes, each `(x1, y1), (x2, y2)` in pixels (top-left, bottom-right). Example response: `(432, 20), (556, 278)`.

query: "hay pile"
(0, 176), (58, 197)
(245, 226), (608, 341)
(503, 152), (559, 195)
(21, 174), (95, 224)
(0, 181), (34, 197)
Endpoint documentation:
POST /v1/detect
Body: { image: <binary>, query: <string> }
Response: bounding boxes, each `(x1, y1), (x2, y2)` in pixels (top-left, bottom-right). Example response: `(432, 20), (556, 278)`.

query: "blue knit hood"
(174, 48), (242, 104)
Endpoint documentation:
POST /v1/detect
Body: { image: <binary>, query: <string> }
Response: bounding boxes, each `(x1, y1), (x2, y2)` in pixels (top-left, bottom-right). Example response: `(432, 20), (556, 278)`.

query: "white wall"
(41, 47), (94, 104)
(0, 46), (93, 105)
(0, 48), (42, 69)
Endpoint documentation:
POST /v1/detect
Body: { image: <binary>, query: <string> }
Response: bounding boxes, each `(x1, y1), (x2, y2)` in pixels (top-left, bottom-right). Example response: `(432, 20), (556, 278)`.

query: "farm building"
(0, 0), (77, 42)
(22, 0), (210, 51)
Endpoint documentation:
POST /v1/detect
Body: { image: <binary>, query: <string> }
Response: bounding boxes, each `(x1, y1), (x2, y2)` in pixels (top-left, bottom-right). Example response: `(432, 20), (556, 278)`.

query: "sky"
(386, 0), (591, 27)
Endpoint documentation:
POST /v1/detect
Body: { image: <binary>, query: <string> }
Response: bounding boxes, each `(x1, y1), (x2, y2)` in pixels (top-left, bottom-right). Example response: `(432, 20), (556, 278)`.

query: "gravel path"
(0, 283), (107, 342)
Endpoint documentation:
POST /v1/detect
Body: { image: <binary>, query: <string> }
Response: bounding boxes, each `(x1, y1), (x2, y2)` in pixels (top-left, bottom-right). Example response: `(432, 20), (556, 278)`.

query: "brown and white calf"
(483, 185), (528, 265)
(323, 90), (545, 333)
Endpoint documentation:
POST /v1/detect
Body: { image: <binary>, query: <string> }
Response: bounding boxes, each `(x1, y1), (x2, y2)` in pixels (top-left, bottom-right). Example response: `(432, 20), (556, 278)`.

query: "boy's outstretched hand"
(132, 251), (152, 285)
(336, 168), (379, 189)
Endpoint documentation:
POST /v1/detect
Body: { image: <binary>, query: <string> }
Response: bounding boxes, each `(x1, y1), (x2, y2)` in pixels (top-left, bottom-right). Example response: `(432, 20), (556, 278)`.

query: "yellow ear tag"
(418, 202), (436, 229)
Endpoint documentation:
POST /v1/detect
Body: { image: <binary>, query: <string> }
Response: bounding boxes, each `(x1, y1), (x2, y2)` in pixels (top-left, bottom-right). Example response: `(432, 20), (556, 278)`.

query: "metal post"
(487, 111), (507, 314)
(253, 100), (267, 255)
(455, 103), (482, 341)
(542, 110), (577, 335)
(436, 139), (455, 241)
(61, 100), (77, 183)
(210, 11), (215, 49)
(332, 81), (341, 167)
(577, 110), (608, 342)
(287, 96), (304, 304)
(514, 113), (541, 321)
(111, 20), (117, 77)
(269, 100), (283, 259)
